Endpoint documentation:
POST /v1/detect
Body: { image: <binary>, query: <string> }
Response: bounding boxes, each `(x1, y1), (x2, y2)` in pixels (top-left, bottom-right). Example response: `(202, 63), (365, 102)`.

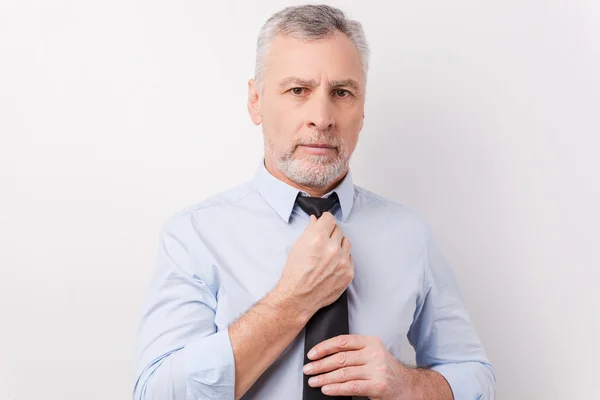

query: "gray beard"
(274, 151), (350, 188)
(266, 130), (351, 189)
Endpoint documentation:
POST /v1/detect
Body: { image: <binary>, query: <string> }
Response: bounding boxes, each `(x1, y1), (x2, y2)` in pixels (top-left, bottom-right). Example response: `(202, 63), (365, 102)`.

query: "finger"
(302, 214), (319, 235)
(330, 225), (344, 245)
(303, 350), (365, 375)
(315, 211), (336, 236)
(321, 380), (378, 397)
(341, 236), (351, 252)
(307, 334), (367, 361)
(307, 366), (371, 388)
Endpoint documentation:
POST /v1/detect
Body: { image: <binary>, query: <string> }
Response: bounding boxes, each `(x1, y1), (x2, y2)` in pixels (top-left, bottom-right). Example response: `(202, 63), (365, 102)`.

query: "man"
(134, 4), (495, 400)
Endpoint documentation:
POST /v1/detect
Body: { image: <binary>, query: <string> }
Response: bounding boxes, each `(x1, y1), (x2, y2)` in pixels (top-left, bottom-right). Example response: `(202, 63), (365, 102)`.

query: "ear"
(358, 112), (365, 131)
(247, 79), (262, 125)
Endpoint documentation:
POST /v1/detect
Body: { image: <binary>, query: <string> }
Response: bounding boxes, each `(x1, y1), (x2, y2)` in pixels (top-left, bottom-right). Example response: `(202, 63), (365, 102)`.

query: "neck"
(263, 158), (347, 198)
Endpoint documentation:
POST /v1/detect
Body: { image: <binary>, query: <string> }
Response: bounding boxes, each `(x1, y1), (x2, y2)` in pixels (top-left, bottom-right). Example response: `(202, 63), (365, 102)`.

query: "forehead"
(264, 31), (364, 87)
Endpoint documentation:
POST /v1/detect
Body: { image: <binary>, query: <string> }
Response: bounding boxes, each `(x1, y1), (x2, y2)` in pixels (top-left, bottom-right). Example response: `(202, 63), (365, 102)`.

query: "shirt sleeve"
(133, 214), (236, 400)
(407, 225), (496, 400)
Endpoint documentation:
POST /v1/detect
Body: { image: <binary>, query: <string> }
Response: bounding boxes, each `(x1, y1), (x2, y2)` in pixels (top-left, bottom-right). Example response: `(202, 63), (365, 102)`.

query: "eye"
(290, 87), (306, 95)
(334, 89), (351, 98)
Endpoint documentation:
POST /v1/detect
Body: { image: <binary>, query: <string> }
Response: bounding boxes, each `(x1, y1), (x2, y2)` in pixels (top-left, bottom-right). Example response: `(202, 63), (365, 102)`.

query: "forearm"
(407, 367), (454, 400)
(229, 285), (312, 400)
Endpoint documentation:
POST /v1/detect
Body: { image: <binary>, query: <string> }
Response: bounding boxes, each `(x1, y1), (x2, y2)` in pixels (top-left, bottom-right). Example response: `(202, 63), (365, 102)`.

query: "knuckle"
(309, 236), (321, 248)
(340, 367), (351, 381)
(374, 363), (387, 373)
(349, 381), (360, 394)
(370, 348), (385, 361)
(326, 243), (338, 256)
(338, 335), (349, 348)
(336, 351), (347, 366)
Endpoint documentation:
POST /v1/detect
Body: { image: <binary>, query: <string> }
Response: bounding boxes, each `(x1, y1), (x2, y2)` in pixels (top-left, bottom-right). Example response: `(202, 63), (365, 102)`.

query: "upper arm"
(407, 225), (496, 398)
(133, 214), (234, 399)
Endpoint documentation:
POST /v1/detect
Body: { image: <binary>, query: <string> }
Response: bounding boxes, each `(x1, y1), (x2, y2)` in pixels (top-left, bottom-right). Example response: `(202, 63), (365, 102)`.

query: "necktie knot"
(295, 192), (340, 218)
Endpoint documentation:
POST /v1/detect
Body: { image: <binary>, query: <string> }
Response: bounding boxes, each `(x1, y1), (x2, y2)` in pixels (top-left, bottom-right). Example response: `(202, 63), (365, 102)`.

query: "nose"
(306, 92), (334, 131)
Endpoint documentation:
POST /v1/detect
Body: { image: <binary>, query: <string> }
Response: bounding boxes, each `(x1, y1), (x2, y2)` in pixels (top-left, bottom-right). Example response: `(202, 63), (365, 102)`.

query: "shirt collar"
(253, 159), (355, 223)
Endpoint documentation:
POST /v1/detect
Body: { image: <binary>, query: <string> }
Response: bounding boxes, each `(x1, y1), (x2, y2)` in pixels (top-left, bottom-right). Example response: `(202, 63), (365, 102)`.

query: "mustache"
(294, 132), (341, 148)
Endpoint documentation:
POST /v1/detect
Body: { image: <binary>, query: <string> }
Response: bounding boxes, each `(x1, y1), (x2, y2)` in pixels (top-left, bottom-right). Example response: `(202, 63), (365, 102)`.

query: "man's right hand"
(228, 212), (353, 399)
(275, 212), (354, 318)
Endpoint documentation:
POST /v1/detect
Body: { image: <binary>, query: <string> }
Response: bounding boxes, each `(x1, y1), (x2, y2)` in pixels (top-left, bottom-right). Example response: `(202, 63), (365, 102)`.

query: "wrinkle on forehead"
(263, 32), (365, 92)
(277, 76), (361, 92)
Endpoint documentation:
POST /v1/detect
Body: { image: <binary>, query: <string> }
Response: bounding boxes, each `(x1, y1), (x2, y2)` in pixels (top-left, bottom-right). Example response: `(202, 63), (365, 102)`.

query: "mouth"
(297, 144), (337, 155)
(299, 142), (337, 149)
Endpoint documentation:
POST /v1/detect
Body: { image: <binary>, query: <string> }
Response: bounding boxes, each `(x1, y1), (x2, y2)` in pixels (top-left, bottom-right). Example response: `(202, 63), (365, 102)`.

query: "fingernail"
(308, 377), (317, 386)
(308, 349), (317, 359)
(322, 386), (331, 394)
(303, 363), (313, 373)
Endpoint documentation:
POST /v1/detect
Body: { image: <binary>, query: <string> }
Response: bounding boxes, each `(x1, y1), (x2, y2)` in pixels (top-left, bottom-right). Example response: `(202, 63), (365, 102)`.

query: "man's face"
(248, 31), (366, 189)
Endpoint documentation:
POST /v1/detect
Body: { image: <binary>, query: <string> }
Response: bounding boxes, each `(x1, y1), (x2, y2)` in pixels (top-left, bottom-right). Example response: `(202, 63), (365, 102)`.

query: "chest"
(204, 217), (424, 353)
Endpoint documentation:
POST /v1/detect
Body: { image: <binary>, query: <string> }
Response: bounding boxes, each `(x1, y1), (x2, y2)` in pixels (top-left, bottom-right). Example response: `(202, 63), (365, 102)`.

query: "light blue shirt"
(134, 160), (496, 400)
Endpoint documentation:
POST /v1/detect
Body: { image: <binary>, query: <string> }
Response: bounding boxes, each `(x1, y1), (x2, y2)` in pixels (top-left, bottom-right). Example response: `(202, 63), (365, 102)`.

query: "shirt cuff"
(185, 327), (236, 400)
(431, 363), (483, 400)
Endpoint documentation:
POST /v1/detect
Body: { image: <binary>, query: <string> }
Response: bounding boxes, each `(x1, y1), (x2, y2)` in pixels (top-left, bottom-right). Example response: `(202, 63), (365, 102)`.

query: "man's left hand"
(302, 334), (413, 399)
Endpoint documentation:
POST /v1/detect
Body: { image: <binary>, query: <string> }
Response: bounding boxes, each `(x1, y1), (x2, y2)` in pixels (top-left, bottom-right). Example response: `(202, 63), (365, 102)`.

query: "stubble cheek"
(338, 117), (363, 155)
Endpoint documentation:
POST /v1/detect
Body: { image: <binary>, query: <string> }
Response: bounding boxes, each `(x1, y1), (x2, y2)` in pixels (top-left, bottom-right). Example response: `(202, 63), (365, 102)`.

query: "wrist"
(405, 368), (422, 399)
(396, 364), (425, 400)
(266, 284), (313, 327)
(403, 366), (452, 400)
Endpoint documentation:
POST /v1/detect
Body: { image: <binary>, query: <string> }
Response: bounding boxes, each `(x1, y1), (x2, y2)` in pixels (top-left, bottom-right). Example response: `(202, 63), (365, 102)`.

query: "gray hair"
(254, 4), (370, 93)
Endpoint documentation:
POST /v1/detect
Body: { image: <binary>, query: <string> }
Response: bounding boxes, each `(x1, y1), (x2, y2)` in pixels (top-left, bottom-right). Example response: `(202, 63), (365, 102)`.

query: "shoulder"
(160, 180), (256, 231)
(352, 184), (431, 240)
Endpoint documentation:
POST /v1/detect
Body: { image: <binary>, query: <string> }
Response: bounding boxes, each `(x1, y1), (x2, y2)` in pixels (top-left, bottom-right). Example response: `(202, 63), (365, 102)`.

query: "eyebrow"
(278, 77), (361, 92)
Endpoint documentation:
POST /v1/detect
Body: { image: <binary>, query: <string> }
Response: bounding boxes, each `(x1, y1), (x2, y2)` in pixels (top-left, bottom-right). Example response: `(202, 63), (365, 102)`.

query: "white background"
(1, 1), (599, 399)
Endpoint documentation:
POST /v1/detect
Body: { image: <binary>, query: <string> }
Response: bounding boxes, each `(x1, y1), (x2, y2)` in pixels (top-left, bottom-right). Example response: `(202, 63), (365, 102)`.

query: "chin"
(281, 156), (347, 188)
(299, 154), (335, 166)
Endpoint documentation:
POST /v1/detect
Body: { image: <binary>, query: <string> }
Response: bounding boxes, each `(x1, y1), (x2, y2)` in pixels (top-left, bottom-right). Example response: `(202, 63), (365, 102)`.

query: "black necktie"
(295, 193), (351, 400)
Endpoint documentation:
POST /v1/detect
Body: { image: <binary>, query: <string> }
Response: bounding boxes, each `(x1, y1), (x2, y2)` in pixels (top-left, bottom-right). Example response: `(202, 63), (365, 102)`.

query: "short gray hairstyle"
(254, 4), (370, 93)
